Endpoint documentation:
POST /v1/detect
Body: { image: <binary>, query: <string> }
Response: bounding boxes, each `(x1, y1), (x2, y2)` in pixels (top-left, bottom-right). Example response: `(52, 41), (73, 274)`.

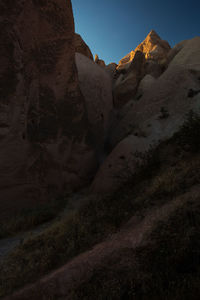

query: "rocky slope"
(2, 134), (200, 299)
(0, 1), (200, 299)
(92, 35), (200, 193)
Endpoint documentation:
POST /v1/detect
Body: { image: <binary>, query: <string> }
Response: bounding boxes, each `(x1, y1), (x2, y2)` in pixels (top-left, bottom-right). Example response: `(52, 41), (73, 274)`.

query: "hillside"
(0, 0), (200, 299)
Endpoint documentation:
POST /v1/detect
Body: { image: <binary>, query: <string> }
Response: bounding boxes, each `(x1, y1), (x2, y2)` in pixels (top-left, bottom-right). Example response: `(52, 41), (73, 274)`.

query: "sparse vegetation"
(0, 112), (200, 298)
(71, 197), (200, 300)
(0, 195), (69, 239)
(159, 106), (170, 119)
(173, 110), (200, 152)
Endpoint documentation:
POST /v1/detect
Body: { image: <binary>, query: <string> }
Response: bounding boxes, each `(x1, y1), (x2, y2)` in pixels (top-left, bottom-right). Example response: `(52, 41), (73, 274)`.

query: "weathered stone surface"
(135, 74), (156, 100)
(75, 53), (113, 162)
(113, 51), (145, 108)
(135, 30), (171, 62)
(168, 37), (200, 71)
(105, 63), (117, 80)
(117, 51), (135, 72)
(0, 0), (96, 219)
(74, 33), (93, 60)
(112, 31), (171, 108)
(117, 30), (171, 72)
(167, 40), (187, 64)
(93, 47), (200, 192)
(144, 59), (163, 78)
(94, 54), (106, 67)
(92, 135), (150, 193)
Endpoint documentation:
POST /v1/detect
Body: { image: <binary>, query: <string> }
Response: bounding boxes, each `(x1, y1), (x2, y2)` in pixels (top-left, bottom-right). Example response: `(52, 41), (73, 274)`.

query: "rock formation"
(112, 30), (171, 108)
(94, 54), (106, 67)
(1, 2), (200, 299)
(75, 53), (113, 162)
(113, 51), (146, 107)
(92, 36), (200, 193)
(0, 0), (96, 219)
(117, 30), (171, 72)
(74, 33), (93, 60)
(105, 63), (117, 80)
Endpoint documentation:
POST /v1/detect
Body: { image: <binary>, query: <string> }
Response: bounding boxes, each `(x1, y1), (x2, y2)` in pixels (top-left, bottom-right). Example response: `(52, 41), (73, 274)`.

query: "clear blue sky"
(71, 0), (200, 65)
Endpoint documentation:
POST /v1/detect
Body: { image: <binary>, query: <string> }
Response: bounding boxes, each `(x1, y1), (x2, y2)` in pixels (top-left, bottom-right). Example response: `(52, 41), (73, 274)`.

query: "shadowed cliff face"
(74, 33), (93, 60)
(0, 0), (96, 219)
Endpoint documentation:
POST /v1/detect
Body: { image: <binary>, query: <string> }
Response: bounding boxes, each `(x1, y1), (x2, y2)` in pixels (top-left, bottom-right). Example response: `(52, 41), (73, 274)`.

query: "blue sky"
(71, 0), (200, 65)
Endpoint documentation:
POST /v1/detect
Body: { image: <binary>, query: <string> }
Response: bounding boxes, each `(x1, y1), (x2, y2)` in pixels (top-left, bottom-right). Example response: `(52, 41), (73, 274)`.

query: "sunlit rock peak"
(117, 29), (171, 71)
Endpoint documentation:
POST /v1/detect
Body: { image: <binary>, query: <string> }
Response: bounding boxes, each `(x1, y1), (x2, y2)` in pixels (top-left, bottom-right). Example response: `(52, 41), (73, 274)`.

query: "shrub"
(173, 110), (200, 152)
(159, 106), (169, 119)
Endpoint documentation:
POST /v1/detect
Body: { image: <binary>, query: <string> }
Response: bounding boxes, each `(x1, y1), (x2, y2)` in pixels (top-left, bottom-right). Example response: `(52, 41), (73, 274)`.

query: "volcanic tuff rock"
(94, 54), (106, 67)
(75, 53), (113, 162)
(92, 37), (200, 193)
(105, 63), (118, 80)
(0, 0), (96, 219)
(112, 30), (171, 108)
(113, 51), (146, 108)
(117, 30), (171, 72)
(74, 33), (93, 60)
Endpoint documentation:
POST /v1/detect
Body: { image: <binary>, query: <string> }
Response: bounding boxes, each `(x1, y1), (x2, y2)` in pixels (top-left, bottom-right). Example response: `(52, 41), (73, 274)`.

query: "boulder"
(75, 53), (113, 162)
(0, 0), (96, 219)
(74, 33), (93, 60)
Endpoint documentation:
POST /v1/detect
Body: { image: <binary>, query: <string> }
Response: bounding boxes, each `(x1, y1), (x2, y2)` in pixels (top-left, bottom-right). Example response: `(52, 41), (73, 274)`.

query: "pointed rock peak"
(118, 30), (171, 71)
(145, 29), (162, 42)
(148, 29), (160, 37)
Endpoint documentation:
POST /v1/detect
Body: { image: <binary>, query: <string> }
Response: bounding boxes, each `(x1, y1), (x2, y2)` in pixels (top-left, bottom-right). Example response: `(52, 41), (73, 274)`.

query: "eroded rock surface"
(74, 33), (93, 60)
(93, 37), (200, 193)
(0, 0), (96, 219)
(112, 30), (171, 108)
(117, 30), (171, 72)
(94, 54), (106, 67)
(75, 53), (113, 162)
(113, 51), (146, 107)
